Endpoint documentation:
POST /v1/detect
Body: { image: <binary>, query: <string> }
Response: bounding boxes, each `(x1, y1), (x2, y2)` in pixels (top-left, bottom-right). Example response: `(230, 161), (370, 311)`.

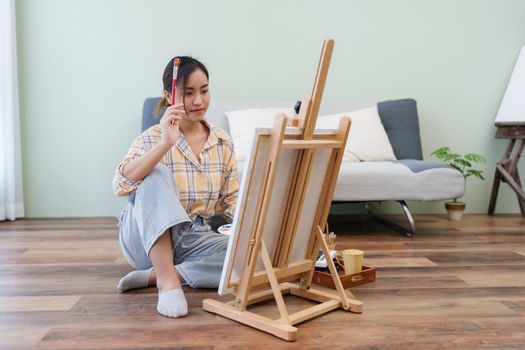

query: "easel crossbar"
(249, 259), (314, 288)
(202, 298), (298, 341)
(281, 139), (343, 149)
(283, 282), (363, 312)
(283, 299), (341, 326)
(203, 279), (362, 341)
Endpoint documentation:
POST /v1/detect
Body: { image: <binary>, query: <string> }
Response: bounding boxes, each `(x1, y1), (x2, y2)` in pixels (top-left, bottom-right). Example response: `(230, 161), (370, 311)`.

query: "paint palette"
(218, 224), (233, 235)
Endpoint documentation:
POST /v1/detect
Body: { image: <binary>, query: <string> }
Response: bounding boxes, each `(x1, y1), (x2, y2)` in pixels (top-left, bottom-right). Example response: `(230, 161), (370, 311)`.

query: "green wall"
(15, 0), (525, 217)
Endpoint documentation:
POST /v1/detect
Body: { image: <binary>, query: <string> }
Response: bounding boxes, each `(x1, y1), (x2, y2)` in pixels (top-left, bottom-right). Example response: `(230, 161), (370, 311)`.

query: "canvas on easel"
(203, 39), (363, 341)
(489, 46), (525, 216)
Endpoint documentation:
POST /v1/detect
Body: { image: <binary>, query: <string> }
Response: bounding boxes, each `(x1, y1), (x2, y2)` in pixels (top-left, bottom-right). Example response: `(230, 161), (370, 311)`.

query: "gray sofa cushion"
(393, 159), (450, 173)
(377, 99), (423, 160)
(142, 97), (164, 131)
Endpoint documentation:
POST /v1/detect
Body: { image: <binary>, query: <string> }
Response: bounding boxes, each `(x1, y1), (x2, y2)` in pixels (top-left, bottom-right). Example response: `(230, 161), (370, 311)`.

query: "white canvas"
(495, 46), (525, 123)
(218, 127), (337, 295)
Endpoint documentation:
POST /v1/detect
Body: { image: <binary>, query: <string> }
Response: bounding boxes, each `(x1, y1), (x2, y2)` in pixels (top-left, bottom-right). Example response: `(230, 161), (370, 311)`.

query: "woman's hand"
(159, 103), (185, 147)
(121, 104), (185, 182)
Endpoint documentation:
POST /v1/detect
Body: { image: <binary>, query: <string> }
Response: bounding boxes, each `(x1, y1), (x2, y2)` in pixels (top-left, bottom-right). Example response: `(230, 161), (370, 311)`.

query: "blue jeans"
(117, 165), (229, 289)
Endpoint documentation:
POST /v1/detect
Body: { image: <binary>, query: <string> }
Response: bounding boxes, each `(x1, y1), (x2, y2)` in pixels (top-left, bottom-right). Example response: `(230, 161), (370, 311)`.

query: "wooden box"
(312, 266), (376, 289)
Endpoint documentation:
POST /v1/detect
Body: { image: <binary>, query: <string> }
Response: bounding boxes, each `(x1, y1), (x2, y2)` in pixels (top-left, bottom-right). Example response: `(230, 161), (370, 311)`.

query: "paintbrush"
(171, 57), (181, 106)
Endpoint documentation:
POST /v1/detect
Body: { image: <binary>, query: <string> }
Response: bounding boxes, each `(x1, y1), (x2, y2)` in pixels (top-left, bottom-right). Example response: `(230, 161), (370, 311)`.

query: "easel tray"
(313, 266), (376, 289)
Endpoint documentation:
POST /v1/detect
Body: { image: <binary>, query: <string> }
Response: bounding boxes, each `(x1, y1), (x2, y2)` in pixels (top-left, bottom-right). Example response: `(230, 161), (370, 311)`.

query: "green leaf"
(455, 159), (471, 168)
(431, 147), (451, 161)
(466, 169), (485, 180)
(465, 153), (487, 163)
(431, 147), (486, 182)
(431, 147), (450, 155)
(444, 154), (459, 162)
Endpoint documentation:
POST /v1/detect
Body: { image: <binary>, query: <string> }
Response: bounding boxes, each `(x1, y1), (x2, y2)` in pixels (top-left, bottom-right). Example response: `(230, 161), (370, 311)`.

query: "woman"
(112, 56), (239, 318)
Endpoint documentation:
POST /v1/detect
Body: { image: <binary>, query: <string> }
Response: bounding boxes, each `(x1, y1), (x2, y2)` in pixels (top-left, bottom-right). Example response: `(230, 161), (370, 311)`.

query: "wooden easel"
(203, 39), (363, 341)
(488, 122), (525, 216)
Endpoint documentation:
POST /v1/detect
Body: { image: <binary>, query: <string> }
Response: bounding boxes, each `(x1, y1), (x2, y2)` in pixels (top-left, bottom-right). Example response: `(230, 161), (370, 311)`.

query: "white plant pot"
(445, 202), (466, 221)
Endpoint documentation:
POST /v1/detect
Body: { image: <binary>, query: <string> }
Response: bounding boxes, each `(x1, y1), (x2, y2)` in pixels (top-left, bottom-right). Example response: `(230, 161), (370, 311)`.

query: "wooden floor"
(1, 214), (525, 349)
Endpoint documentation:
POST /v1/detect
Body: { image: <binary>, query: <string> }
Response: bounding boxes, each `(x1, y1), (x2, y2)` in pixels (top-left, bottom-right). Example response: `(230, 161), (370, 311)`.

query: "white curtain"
(0, 0), (24, 221)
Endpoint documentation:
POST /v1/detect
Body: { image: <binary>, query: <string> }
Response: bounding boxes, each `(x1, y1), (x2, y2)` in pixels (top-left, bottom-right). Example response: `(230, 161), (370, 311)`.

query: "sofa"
(142, 98), (465, 237)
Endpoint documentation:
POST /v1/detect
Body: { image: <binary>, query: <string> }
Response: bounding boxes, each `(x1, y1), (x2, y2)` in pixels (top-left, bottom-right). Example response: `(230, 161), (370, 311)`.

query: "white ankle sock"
(117, 268), (153, 292)
(157, 289), (188, 318)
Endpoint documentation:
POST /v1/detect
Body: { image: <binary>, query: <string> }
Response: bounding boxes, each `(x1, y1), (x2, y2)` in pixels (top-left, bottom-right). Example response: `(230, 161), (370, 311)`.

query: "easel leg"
(514, 168), (525, 216)
(488, 139), (523, 215)
(315, 226), (363, 313)
(488, 168), (502, 215)
(509, 140), (525, 216)
(260, 241), (290, 324)
(496, 140), (525, 216)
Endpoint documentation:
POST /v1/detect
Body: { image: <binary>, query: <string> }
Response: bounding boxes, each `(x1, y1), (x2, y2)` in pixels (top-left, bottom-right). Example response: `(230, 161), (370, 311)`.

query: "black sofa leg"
(366, 201), (416, 237)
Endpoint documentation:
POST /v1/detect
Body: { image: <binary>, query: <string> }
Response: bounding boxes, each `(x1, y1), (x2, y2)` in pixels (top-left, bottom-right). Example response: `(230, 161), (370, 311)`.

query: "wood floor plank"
(20, 248), (120, 261)
(114, 256), (128, 265)
(355, 275), (470, 289)
(0, 325), (51, 348)
(364, 257), (438, 267)
(0, 295), (81, 312)
(502, 300), (525, 316)
(458, 270), (525, 287)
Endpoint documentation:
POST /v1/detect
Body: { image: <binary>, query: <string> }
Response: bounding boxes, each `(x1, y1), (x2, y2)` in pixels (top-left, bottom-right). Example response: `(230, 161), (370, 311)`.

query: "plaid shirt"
(113, 120), (239, 223)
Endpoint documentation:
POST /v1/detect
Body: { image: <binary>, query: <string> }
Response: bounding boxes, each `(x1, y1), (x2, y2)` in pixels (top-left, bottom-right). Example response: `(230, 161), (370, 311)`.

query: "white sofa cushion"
(334, 161), (464, 201)
(225, 108), (296, 161)
(236, 159), (465, 202)
(316, 106), (396, 162)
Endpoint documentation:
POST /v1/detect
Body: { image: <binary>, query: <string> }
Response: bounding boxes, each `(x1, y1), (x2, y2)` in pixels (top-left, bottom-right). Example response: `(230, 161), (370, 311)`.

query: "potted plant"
(431, 147), (486, 221)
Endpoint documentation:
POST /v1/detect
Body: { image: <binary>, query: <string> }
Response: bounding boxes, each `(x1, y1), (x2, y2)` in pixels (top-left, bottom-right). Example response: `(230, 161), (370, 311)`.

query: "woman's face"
(179, 68), (210, 122)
